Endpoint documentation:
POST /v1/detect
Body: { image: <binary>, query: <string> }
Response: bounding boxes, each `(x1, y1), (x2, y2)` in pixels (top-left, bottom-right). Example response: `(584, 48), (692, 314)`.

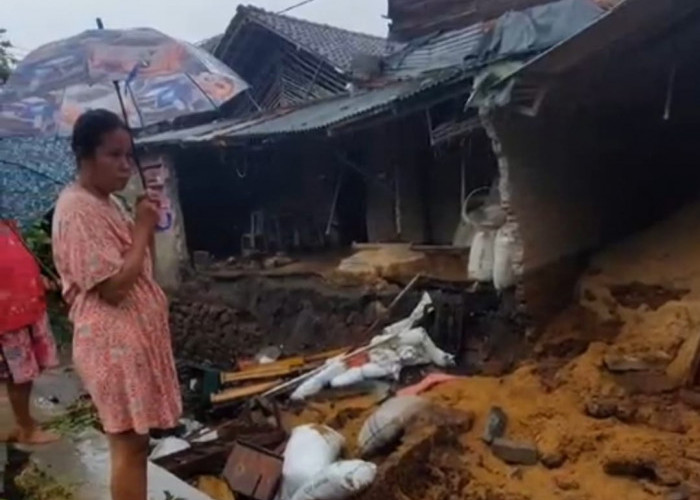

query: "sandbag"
(290, 460), (377, 500)
(290, 358), (347, 401)
(493, 225), (517, 291)
(281, 424), (346, 500)
(380, 292), (433, 338)
(358, 396), (428, 457)
(393, 328), (455, 368)
(468, 229), (496, 282)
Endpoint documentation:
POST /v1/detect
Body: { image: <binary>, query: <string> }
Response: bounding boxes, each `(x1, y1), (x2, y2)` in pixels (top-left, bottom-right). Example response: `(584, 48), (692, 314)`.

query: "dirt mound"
(286, 201), (700, 499)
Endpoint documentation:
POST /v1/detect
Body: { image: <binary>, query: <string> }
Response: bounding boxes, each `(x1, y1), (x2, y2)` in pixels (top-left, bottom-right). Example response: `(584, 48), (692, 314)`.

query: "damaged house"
(135, 0), (624, 369)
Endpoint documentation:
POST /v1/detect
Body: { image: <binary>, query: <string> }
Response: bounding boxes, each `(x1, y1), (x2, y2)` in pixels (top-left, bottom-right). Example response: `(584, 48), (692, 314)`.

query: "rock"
(604, 354), (656, 373)
(541, 449), (566, 469)
(615, 371), (678, 395)
(482, 406), (508, 444)
(666, 485), (691, 500)
(679, 389), (700, 410)
(585, 397), (617, 419)
(604, 458), (681, 487)
(490, 438), (539, 466)
(554, 473), (580, 491)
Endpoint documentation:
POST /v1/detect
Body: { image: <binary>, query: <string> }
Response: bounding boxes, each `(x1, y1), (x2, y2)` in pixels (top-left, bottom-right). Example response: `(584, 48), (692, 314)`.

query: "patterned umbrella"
(0, 28), (249, 137)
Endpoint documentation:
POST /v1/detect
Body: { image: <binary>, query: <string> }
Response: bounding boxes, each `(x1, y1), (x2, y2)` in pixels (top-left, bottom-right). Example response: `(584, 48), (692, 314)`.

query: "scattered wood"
(211, 381), (282, 405)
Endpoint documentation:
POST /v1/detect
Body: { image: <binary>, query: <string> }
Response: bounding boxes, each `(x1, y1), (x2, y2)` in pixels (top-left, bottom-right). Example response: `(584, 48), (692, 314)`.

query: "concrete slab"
(29, 430), (213, 500)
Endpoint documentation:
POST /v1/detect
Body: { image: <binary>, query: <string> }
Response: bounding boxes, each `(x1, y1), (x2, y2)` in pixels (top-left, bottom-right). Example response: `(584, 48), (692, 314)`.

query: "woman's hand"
(134, 196), (160, 233)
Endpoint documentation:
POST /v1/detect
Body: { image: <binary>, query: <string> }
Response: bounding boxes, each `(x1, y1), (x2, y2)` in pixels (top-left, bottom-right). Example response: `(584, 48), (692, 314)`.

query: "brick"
(490, 438), (539, 466)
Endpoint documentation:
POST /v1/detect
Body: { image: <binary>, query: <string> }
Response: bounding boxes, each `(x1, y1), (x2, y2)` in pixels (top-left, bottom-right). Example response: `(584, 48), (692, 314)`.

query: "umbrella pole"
(96, 18), (147, 190)
(113, 81), (147, 189)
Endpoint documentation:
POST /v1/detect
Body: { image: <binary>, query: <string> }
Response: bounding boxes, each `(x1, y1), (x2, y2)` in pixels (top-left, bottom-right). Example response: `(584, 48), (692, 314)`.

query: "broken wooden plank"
(211, 380), (281, 405)
(304, 347), (350, 363)
(221, 364), (316, 384)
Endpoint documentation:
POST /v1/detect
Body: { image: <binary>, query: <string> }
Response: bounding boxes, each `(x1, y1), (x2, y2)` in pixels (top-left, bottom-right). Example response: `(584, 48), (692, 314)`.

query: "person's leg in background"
(107, 431), (149, 500)
(1, 318), (59, 444)
(6, 380), (57, 443)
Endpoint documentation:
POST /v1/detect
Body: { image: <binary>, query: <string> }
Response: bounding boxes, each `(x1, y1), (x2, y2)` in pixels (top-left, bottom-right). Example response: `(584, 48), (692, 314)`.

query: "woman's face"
(82, 128), (134, 194)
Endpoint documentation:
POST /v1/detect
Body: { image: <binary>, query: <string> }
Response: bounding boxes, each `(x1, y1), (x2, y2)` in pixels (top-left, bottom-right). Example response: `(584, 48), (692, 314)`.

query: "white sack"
(281, 424), (346, 500)
(380, 292), (433, 338)
(358, 396), (428, 457)
(468, 229), (496, 282)
(290, 358), (347, 401)
(290, 460), (377, 500)
(493, 225), (517, 291)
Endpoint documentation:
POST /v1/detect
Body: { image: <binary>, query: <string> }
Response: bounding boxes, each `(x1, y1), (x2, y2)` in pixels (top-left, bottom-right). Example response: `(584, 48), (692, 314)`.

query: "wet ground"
(0, 361), (213, 500)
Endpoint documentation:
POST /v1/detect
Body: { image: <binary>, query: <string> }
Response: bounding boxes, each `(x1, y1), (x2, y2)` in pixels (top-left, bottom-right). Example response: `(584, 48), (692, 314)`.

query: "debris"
(211, 380), (282, 405)
(357, 396), (428, 457)
(43, 398), (100, 436)
(290, 359), (348, 401)
(15, 463), (75, 500)
(490, 438), (539, 466)
(256, 346), (283, 364)
(280, 425), (345, 500)
(290, 460), (377, 500)
(604, 354), (658, 373)
(553, 473), (580, 491)
(482, 406), (508, 444)
(224, 441), (283, 500)
(540, 449), (566, 469)
(603, 458), (681, 487)
(614, 371), (678, 395)
(666, 485), (691, 500)
(397, 373), (459, 397)
(150, 437), (191, 461)
(195, 476), (236, 500)
(262, 275), (422, 400)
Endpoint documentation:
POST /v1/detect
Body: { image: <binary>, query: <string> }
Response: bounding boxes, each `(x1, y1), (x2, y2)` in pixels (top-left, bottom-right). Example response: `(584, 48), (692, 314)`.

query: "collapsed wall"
(481, 15), (700, 321)
(168, 273), (518, 372)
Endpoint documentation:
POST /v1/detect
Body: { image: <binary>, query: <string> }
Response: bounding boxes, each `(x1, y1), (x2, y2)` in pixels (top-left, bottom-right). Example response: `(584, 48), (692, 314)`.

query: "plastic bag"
(149, 437), (190, 460)
(358, 396), (428, 457)
(290, 460), (377, 500)
(281, 424), (346, 500)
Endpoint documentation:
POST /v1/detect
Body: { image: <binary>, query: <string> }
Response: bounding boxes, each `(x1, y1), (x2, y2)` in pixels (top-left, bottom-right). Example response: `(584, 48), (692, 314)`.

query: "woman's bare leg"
(6, 380), (58, 444)
(107, 431), (149, 500)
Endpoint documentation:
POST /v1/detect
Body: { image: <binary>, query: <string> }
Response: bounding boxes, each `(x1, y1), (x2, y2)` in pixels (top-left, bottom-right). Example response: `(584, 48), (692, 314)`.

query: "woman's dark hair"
(71, 109), (129, 161)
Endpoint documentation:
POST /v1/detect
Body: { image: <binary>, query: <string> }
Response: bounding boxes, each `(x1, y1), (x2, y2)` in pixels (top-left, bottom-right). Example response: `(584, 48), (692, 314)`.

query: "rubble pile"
(169, 276), (398, 366)
(283, 201), (700, 500)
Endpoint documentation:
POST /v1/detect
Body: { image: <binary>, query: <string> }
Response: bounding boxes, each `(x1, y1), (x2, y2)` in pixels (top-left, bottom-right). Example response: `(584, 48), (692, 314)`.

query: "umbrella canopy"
(0, 137), (73, 224)
(0, 28), (249, 137)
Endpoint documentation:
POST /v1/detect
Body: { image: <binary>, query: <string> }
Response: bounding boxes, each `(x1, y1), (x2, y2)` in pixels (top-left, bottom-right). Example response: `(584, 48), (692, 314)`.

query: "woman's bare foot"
(6, 426), (59, 444)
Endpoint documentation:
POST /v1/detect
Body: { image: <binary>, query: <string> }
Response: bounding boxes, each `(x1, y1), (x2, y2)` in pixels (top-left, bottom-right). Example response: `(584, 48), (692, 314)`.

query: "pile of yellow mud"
(289, 202), (700, 499)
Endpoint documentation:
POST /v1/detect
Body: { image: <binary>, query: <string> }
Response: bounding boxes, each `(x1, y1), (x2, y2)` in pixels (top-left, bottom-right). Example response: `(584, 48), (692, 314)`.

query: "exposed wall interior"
(488, 10), (700, 318)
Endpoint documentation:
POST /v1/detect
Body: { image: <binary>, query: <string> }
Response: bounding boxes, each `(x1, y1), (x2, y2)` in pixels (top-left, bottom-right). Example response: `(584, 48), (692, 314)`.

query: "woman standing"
(52, 109), (181, 500)
(0, 220), (59, 444)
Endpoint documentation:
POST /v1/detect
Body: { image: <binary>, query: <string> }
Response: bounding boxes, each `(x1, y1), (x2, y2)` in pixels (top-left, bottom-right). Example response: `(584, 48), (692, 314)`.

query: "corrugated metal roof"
(138, 72), (461, 146)
(386, 23), (486, 78)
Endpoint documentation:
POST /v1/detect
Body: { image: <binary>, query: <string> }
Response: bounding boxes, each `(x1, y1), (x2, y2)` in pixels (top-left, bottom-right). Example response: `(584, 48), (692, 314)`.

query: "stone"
(585, 397), (617, 419)
(554, 474), (580, 491)
(482, 406), (508, 444)
(490, 438), (539, 466)
(666, 485), (691, 500)
(604, 354), (656, 373)
(615, 371), (678, 395)
(541, 449), (566, 469)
